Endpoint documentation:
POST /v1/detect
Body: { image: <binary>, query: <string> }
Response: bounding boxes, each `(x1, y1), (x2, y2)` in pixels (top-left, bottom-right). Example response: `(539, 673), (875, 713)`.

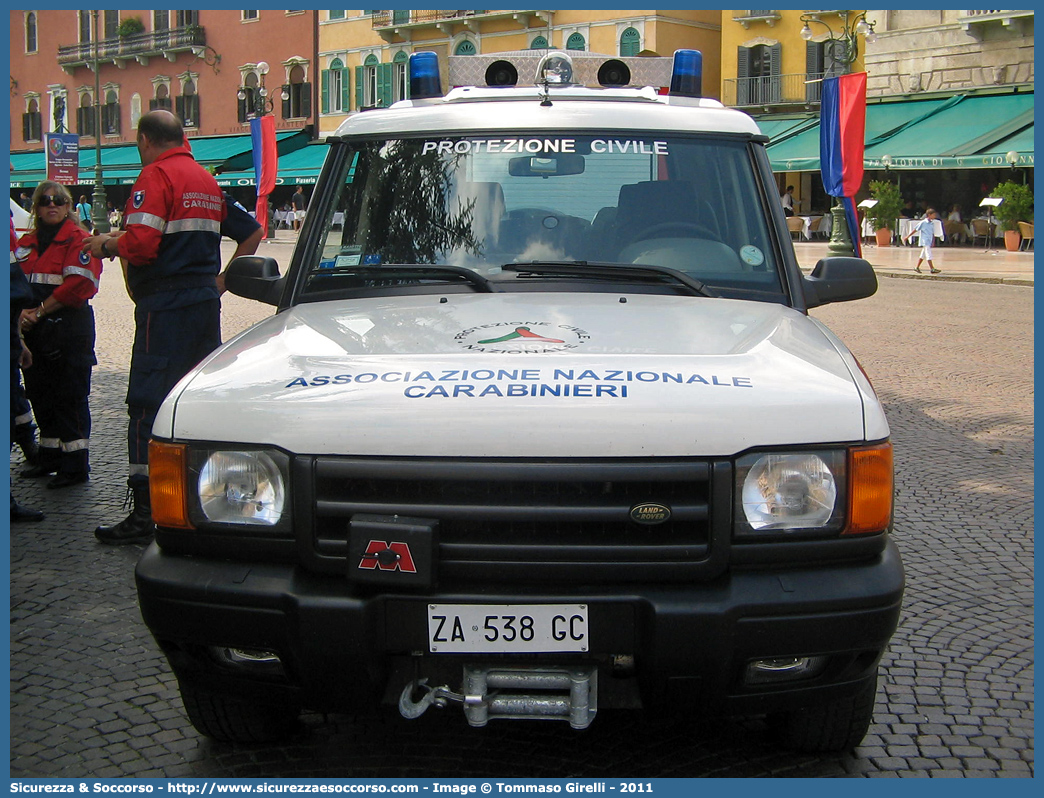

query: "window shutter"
(23, 113), (31, 142)
(806, 41), (822, 103)
(806, 41), (823, 78)
(769, 42), (782, 102)
(620, 28), (639, 57)
(826, 40), (846, 77)
(182, 96), (199, 129)
(282, 91), (292, 119)
(355, 66), (364, 109)
(378, 63), (393, 107)
(341, 68), (351, 112)
(736, 47), (750, 105)
(300, 83), (311, 118)
(321, 69), (330, 114)
(238, 96), (247, 124)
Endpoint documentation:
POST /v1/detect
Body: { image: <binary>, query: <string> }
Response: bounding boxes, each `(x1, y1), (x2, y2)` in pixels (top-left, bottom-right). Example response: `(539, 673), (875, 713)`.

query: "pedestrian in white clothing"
(904, 208), (942, 274)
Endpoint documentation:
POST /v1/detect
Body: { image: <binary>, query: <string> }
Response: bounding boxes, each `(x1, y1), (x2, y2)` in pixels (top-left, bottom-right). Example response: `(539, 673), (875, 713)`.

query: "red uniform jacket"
(117, 145), (226, 309)
(16, 218), (101, 308)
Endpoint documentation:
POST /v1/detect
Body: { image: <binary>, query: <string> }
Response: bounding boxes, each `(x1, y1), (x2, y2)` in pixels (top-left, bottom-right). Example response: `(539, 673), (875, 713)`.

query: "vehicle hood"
(157, 293), (883, 457)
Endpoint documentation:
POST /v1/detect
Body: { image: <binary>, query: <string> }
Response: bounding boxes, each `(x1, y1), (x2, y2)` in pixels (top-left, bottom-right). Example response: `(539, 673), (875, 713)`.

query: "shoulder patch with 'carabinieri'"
(133, 190), (146, 208)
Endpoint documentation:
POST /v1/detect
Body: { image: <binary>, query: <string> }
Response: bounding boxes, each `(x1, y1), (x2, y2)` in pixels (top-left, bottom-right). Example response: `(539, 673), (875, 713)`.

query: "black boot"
(21, 446), (59, 478)
(12, 422), (39, 466)
(94, 485), (156, 545)
(11, 501), (45, 523)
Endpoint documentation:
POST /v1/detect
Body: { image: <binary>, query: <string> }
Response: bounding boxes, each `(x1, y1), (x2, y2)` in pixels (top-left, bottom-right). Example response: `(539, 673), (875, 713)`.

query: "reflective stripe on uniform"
(60, 438), (90, 452)
(129, 463), (149, 477)
(14, 411), (33, 426)
(30, 273), (64, 285)
(164, 218), (222, 235)
(62, 265), (100, 289)
(40, 436), (61, 448)
(125, 212), (167, 230)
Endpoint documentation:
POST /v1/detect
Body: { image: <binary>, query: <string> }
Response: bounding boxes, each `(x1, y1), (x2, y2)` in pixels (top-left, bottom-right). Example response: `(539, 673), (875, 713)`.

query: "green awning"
(762, 91), (1034, 172)
(753, 114), (818, 142)
(216, 130), (312, 173)
(971, 125), (1035, 169)
(9, 131), (307, 188)
(863, 92), (1034, 169)
(215, 142), (330, 187)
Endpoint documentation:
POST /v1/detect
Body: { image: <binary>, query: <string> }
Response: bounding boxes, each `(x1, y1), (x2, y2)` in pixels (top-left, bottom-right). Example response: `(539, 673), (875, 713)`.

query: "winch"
(398, 665), (598, 730)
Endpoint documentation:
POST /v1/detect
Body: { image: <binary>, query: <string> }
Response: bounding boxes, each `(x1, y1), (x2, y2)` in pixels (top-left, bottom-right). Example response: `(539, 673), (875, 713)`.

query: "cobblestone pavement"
(9, 239), (1033, 777)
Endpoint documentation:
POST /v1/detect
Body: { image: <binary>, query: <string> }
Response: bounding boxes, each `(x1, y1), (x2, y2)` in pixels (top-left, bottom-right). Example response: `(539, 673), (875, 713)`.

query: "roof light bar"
(409, 52), (443, 100)
(669, 49), (703, 98)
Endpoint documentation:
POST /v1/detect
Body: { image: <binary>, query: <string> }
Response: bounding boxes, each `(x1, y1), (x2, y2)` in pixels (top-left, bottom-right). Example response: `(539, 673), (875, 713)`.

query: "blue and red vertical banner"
(819, 72), (867, 257)
(251, 115), (278, 238)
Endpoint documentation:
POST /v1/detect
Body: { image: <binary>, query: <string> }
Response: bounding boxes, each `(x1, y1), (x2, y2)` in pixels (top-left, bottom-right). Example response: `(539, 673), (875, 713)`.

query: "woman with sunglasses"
(14, 181), (102, 489)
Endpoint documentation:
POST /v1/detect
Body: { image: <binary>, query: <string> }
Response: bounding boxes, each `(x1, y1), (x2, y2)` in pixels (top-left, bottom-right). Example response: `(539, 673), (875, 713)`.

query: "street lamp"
(90, 10), (110, 234)
(800, 10), (877, 70)
(237, 61), (290, 118)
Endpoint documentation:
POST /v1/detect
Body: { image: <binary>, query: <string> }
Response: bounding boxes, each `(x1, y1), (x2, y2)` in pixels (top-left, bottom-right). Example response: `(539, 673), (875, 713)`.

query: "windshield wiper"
(501, 261), (716, 298)
(315, 264), (495, 293)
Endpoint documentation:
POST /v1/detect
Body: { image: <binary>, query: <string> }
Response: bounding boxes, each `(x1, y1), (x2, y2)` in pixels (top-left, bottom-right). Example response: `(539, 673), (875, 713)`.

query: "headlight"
(198, 450), (287, 526)
(736, 450), (845, 536)
(149, 442), (292, 534)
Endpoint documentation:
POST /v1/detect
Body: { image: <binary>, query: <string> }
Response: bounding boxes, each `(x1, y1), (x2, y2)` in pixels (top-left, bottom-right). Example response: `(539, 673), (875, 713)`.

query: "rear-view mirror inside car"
(508, 153), (586, 177)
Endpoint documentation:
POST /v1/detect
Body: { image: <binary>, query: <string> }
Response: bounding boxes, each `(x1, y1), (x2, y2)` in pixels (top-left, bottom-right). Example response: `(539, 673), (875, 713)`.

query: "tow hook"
(398, 678), (476, 719)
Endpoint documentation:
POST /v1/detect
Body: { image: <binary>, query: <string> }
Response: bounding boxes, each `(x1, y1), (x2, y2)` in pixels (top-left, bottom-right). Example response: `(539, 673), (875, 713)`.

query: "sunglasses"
(37, 195), (68, 208)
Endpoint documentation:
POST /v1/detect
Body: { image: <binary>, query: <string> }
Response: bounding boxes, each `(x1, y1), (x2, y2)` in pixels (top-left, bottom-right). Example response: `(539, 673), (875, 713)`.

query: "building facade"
(11, 10), (317, 159)
(863, 10), (1033, 95)
(720, 9), (869, 111)
(316, 10), (722, 136)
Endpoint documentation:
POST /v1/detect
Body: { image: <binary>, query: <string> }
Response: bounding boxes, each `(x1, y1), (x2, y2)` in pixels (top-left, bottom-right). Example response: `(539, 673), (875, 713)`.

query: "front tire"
(179, 681), (301, 743)
(769, 671), (878, 752)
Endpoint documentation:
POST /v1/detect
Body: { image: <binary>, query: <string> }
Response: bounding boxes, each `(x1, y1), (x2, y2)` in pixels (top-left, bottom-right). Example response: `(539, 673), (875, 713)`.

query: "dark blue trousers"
(127, 299), (220, 488)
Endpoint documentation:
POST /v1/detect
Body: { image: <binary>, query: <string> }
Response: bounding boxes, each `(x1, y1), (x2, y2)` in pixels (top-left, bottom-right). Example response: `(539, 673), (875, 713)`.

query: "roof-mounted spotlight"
(409, 52), (443, 100)
(669, 49), (703, 98)
(485, 59), (519, 87)
(597, 59), (631, 88)
(536, 51), (575, 86)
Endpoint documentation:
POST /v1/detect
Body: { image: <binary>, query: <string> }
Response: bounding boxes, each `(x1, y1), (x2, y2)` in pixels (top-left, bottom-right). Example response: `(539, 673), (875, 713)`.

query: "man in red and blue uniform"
(83, 110), (226, 544)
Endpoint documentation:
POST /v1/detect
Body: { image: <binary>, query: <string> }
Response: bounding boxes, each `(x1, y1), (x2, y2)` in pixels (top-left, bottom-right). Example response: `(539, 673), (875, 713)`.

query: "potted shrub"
(991, 180), (1033, 251)
(867, 180), (904, 247)
(116, 17), (145, 37)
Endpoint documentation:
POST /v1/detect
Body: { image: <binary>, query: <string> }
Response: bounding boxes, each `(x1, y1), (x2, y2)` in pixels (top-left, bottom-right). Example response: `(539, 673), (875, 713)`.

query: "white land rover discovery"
(136, 50), (904, 751)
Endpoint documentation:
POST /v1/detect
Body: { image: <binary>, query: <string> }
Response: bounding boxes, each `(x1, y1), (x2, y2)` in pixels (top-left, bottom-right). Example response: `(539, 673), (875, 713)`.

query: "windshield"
(301, 133), (785, 301)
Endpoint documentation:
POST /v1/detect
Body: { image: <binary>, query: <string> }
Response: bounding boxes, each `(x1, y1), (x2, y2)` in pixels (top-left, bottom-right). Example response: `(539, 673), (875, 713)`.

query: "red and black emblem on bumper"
(348, 514), (438, 589)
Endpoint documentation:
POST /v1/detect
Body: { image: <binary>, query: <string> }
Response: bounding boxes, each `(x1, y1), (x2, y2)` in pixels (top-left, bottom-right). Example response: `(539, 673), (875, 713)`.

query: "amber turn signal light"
(845, 442), (893, 535)
(148, 440), (194, 529)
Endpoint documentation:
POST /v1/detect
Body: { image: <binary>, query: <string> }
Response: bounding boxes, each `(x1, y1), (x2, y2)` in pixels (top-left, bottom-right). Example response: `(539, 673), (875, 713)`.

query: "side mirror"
(224, 256), (283, 306)
(803, 257), (877, 308)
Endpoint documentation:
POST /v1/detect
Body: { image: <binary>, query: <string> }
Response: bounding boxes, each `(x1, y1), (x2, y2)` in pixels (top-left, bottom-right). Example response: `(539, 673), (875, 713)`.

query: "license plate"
(427, 604), (589, 653)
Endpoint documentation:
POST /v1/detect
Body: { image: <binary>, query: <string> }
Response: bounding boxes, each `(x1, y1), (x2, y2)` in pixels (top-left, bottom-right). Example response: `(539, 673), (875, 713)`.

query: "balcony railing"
(370, 9), (549, 40)
(958, 9), (1033, 35)
(57, 25), (206, 67)
(733, 10), (782, 28)
(723, 72), (838, 108)
(372, 10), (489, 28)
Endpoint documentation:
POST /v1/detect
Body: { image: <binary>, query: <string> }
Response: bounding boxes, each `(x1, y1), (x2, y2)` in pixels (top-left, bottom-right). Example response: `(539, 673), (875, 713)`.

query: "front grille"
(296, 457), (732, 582)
